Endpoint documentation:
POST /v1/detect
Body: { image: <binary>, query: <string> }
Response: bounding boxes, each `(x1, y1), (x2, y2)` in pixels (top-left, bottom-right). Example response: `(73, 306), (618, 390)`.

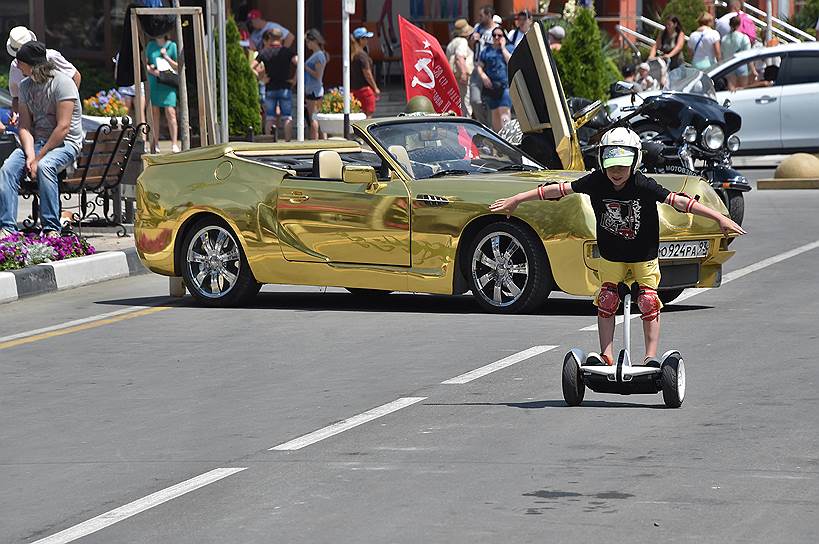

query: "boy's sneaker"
(643, 357), (661, 368)
(44, 230), (62, 239)
(585, 353), (614, 366)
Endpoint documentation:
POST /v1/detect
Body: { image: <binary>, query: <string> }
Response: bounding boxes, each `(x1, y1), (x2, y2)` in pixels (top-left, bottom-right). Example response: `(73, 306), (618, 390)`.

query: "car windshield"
(369, 119), (542, 180)
(664, 66), (718, 101)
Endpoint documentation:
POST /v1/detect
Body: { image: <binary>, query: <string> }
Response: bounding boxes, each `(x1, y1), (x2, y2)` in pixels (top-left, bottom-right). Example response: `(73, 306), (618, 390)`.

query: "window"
(782, 54), (819, 86)
(713, 55), (782, 91)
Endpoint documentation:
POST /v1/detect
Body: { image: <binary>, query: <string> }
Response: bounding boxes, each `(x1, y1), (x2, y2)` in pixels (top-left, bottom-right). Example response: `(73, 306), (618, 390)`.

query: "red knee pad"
(638, 286), (661, 321)
(597, 282), (620, 318)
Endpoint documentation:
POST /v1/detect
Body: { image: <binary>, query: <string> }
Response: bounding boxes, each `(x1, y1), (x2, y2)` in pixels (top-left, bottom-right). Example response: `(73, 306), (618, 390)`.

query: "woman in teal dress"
(145, 36), (179, 152)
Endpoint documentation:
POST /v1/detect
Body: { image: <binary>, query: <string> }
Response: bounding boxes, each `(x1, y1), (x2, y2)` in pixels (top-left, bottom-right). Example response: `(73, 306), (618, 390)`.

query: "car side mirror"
(614, 80), (636, 94)
(342, 165), (378, 184)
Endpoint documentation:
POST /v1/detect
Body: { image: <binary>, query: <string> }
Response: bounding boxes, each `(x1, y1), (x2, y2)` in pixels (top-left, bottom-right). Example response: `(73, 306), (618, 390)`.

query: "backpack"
(738, 13), (757, 44)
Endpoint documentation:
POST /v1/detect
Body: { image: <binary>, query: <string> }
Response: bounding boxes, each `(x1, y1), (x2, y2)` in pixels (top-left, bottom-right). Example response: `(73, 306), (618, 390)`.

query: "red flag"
(399, 16), (462, 115)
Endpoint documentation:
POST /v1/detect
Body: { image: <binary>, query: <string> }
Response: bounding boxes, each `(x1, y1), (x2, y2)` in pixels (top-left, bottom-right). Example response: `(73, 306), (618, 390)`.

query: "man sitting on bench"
(0, 41), (83, 238)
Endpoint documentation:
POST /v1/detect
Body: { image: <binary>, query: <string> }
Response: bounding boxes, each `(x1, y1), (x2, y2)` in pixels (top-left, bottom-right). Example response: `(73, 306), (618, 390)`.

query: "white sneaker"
(171, 144), (180, 153)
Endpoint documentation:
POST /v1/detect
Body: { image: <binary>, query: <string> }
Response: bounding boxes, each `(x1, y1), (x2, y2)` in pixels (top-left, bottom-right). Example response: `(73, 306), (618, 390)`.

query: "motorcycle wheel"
(726, 190), (745, 227)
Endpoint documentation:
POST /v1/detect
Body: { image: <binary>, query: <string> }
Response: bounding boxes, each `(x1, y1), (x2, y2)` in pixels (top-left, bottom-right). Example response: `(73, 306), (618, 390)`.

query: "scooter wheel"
(660, 355), (685, 408)
(562, 352), (585, 406)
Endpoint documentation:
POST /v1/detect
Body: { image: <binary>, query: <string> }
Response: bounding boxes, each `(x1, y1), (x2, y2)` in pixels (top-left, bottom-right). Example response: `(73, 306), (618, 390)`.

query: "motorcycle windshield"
(664, 67), (717, 101)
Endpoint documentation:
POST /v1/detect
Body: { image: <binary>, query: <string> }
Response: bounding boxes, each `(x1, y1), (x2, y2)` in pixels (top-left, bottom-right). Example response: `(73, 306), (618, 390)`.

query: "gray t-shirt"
(19, 72), (83, 152)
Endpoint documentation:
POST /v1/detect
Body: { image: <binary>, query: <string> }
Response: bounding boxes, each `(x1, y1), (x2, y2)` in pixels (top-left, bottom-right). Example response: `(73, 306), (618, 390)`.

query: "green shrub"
(0, 65), (9, 92)
(661, 0), (706, 37)
(73, 61), (116, 101)
(218, 16), (261, 137)
(790, 0), (819, 35)
(554, 8), (613, 101)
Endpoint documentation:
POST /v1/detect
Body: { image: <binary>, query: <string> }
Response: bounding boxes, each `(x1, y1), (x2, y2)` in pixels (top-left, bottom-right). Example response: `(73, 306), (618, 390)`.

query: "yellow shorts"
(594, 258), (662, 307)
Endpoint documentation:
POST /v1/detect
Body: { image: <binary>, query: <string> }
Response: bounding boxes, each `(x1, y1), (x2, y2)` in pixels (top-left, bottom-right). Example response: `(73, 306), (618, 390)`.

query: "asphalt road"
(3, 170), (819, 544)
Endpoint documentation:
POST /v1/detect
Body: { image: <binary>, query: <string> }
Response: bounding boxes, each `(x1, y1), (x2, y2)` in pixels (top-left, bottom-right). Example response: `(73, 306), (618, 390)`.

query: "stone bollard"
(169, 277), (186, 297)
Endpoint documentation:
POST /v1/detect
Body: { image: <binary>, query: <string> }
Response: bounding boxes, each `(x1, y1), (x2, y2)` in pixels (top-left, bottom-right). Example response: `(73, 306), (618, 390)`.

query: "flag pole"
(342, 0), (353, 139)
(296, 0), (305, 141)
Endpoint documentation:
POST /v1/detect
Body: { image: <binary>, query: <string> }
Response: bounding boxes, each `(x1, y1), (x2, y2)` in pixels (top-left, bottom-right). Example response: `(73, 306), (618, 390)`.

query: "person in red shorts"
(350, 27), (380, 117)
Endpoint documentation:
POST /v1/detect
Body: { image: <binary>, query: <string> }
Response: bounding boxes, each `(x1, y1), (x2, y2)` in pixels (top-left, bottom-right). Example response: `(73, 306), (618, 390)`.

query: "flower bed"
(0, 232), (96, 271)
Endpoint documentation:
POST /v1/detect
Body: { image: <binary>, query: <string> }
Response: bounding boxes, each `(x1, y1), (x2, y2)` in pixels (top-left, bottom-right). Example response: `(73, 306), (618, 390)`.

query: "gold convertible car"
(135, 22), (736, 313)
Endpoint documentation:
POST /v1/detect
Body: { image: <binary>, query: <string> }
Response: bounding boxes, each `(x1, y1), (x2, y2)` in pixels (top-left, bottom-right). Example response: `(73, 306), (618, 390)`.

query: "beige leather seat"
(387, 145), (414, 177)
(312, 149), (343, 179)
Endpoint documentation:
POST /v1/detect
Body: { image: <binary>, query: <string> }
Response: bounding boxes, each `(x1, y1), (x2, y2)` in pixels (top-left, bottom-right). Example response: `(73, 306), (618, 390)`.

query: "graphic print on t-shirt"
(601, 199), (641, 240)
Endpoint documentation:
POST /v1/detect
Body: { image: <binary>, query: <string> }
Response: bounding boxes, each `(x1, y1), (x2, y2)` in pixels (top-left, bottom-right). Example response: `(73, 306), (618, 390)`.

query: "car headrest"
(387, 145), (414, 177)
(312, 149), (343, 179)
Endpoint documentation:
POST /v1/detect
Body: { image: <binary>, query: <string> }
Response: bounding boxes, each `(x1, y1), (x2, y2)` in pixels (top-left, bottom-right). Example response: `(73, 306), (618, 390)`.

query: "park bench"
(19, 119), (149, 236)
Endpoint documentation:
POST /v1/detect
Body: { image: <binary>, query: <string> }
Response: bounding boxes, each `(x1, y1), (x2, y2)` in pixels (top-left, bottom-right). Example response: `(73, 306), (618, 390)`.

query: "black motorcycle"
(576, 67), (751, 226)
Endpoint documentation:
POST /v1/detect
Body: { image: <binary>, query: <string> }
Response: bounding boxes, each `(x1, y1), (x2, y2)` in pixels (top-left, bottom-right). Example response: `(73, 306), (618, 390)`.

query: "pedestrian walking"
(688, 13), (721, 70)
(509, 10), (532, 49)
(304, 29), (328, 140)
(247, 9), (293, 51)
(716, 0), (756, 44)
(721, 16), (752, 89)
(0, 42), (83, 238)
(350, 27), (380, 119)
(469, 5), (498, 127)
(649, 15), (685, 70)
(252, 29), (297, 139)
(446, 19), (475, 118)
(548, 26), (565, 52)
(145, 35), (179, 153)
(476, 27), (513, 132)
(6, 26), (81, 117)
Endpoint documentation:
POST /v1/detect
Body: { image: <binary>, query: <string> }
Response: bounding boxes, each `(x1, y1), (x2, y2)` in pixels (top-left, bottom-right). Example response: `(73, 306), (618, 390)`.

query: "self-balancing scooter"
(562, 282), (685, 408)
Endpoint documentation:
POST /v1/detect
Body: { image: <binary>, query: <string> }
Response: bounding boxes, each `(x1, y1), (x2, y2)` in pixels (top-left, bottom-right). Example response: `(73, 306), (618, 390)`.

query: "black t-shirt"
(351, 51), (372, 90)
(259, 46), (295, 90)
(571, 170), (671, 262)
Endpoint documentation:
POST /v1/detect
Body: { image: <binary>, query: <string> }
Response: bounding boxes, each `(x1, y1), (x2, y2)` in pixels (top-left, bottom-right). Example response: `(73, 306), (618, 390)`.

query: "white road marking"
(270, 397), (427, 451)
(29, 467), (246, 544)
(441, 345), (559, 384)
(579, 240), (819, 331)
(0, 305), (162, 344)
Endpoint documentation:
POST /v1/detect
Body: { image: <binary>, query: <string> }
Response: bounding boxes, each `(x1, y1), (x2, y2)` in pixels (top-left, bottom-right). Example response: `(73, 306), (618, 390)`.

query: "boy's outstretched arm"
(489, 182), (574, 216)
(666, 193), (747, 236)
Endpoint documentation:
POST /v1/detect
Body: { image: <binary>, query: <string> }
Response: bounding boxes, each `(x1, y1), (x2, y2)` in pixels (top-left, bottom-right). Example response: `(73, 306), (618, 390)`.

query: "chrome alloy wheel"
(471, 231), (530, 307)
(186, 225), (242, 299)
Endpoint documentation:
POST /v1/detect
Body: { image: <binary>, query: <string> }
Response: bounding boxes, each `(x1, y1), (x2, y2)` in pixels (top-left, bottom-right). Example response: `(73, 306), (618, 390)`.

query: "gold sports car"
(135, 22), (736, 313)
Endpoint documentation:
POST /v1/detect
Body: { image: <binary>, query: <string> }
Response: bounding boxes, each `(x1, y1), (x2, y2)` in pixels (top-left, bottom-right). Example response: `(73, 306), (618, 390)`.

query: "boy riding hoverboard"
(490, 127), (746, 404)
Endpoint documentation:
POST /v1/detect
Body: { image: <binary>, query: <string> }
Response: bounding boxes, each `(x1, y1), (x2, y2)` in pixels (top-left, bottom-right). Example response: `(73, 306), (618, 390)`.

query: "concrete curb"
(757, 178), (819, 190)
(0, 247), (148, 304)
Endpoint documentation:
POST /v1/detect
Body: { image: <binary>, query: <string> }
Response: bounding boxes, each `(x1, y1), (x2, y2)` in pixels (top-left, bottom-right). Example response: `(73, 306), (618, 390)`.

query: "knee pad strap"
(597, 282), (620, 318)
(637, 286), (661, 321)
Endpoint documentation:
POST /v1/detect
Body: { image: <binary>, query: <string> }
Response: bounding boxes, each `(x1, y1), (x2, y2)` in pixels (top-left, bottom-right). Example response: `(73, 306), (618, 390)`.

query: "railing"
(617, 25), (656, 46)
(713, 1), (815, 42)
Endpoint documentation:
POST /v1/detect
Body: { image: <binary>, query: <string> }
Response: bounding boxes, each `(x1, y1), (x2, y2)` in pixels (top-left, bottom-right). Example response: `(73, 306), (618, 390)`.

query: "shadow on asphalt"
(425, 400), (667, 409)
(92, 292), (711, 316)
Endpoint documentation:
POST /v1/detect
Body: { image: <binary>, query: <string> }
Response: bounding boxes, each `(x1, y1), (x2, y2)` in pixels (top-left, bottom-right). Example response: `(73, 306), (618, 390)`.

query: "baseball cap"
(7, 25), (37, 58)
(352, 27), (374, 39)
(247, 9), (262, 20)
(601, 146), (635, 169)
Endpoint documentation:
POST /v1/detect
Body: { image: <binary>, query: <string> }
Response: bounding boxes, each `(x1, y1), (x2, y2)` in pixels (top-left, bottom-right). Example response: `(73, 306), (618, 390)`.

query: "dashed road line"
(270, 397), (428, 451)
(29, 467), (247, 544)
(441, 345), (559, 384)
(579, 240), (819, 331)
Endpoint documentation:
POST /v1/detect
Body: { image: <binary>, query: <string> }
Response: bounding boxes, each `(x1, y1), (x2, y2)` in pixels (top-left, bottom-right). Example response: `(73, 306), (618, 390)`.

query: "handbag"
(157, 70), (179, 88)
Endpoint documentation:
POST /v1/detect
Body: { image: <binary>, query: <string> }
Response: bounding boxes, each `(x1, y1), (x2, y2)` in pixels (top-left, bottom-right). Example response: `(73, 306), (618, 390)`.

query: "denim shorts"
(485, 87), (512, 110)
(264, 88), (293, 118)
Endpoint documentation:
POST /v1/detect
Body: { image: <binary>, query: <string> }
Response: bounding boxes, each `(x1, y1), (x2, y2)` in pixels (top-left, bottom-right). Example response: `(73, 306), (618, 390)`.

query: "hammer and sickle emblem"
(411, 57), (435, 89)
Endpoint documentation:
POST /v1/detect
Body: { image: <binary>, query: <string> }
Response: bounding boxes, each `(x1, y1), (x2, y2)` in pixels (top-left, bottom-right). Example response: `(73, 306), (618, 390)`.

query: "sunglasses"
(493, 33), (504, 38)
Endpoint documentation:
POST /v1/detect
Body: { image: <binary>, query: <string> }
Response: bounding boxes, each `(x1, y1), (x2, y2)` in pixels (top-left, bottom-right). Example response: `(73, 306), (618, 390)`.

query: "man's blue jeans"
(0, 141), (78, 233)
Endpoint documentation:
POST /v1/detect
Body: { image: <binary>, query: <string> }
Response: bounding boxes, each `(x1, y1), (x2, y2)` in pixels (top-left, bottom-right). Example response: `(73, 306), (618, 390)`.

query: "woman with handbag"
(688, 13), (721, 71)
(475, 27), (512, 132)
(145, 35), (179, 153)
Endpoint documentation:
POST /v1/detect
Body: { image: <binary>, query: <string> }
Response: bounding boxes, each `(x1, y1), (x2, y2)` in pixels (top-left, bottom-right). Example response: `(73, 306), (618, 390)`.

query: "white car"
(608, 42), (819, 154)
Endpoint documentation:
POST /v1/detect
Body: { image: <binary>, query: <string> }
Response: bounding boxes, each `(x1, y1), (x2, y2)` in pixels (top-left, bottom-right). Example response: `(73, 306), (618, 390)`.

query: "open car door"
(507, 21), (585, 171)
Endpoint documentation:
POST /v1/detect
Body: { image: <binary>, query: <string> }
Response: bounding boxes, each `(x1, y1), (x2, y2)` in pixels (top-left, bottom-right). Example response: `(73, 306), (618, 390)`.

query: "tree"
(790, 0), (819, 35)
(218, 16), (261, 137)
(554, 7), (612, 101)
(661, 0), (706, 37)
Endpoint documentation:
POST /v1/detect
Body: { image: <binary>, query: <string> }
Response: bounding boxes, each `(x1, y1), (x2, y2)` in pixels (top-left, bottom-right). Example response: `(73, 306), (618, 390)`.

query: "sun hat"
(548, 26), (565, 40)
(638, 62), (650, 71)
(7, 26), (37, 58)
(16, 41), (48, 67)
(601, 146), (636, 169)
(452, 18), (474, 38)
(492, 14), (503, 24)
(352, 27), (374, 40)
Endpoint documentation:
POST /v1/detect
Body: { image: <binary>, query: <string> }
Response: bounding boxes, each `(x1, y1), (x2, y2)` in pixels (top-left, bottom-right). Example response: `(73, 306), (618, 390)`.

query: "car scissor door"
(276, 172), (411, 266)
(507, 21), (585, 171)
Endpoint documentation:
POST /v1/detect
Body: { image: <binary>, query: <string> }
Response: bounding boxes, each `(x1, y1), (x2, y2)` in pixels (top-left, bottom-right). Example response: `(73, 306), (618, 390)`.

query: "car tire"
(658, 288), (685, 305)
(660, 353), (685, 408)
(181, 217), (261, 307)
(346, 288), (393, 296)
(467, 222), (552, 314)
(562, 352), (585, 406)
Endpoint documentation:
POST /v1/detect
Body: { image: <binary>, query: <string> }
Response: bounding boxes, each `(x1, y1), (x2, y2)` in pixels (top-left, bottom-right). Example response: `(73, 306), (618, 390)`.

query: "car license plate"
(658, 240), (709, 260)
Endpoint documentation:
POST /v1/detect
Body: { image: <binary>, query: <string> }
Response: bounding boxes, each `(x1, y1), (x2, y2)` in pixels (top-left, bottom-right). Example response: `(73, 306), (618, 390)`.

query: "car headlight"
(702, 125), (725, 150)
(727, 134), (741, 152)
(682, 125), (697, 143)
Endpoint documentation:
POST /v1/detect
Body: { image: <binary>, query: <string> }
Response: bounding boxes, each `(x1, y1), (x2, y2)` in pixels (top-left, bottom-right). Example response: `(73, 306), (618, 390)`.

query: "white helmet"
(598, 126), (643, 173)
